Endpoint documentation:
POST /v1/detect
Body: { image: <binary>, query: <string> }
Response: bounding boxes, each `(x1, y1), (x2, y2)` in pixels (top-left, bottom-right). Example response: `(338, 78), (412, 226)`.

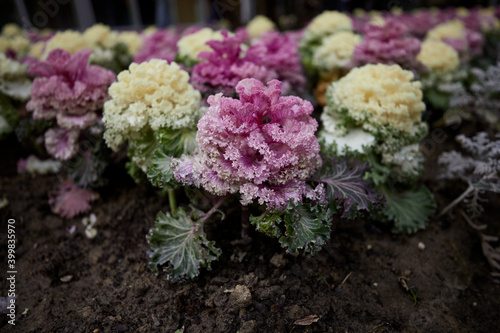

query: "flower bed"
(1, 6), (500, 330)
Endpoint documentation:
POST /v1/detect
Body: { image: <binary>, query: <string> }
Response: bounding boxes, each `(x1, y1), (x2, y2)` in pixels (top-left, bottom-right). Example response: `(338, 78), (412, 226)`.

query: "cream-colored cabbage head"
(302, 11), (352, 44)
(103, 59), (201, 151)
(426, 20), (466, 41)
(246, 15), (275, 39)
(312, 31), (362, 70)
(328, 63), (425, 133)
(41, 30), (92, 59)
(417, 39), (459, 72)
(177, 28), (225, 61)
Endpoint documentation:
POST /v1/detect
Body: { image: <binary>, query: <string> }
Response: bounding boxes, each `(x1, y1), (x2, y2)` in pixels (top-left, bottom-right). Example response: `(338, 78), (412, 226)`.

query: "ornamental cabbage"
(417, 39), (459, 72)
(174, 78), (322, 209)
(103, 59), (202, 170)
(176, 28), (225, 63)
(0, 24), (30, 59)
(0, 53), (29, 139)
(27, 49), (115, 135)
(0, 52), (31, 101)
(246, 15), (276, 39)
(42, 26), (143, 58)
(427, 20), (466, 42)
(416, 39), (464, 111)
(301, 11), (353, 45)
(133, 28), (180, 64)
(190, 32), (275, 96)
(24, 48), (116, 219)
(349, 19), (423, 72)
(325, 63), (425, 134)
(252, 31), (306, 94)
(147, 78), (385, 281)
(425, 19), (483, 57)
(312, 31), (362, 71)
(41, 31), (93, 59)
(321, 63), (434, 233)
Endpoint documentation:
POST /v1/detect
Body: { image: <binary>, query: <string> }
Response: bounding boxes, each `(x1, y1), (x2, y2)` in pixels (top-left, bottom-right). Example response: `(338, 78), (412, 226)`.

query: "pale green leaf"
(383, 185), (436, 234)
(147, 207), (221, 282)
(146, 146), (179, 189)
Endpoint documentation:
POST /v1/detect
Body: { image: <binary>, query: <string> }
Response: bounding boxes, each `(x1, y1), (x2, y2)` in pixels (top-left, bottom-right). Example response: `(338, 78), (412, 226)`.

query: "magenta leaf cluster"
(350, 19), (424, 71)
(191, 31), (305, 96)
(458, 8), (498, 32)
(133, 29), (180, 64)
(191, 32), (274, 95)
(133, 27), (203, 65)
(251, 31), (306, 94)
(48, 180), (99, 219)
(174, 78), (322, 210)
(26, 49), (115, 160)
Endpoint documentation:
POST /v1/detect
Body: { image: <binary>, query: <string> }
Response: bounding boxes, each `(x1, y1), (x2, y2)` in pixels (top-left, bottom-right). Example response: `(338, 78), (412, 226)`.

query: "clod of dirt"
(78, 306), (92, 318)
(286, 304), (306, 321)
(239, 319), (257, 333)
(294, 314), (320, 326)
(114, 324), (128, 332)
(132, 280), (150, 297)
(255, 285), (281, 301)
(229, 285), (253, 309)
(270, 253), (288, 267)
(242, 273), (258, 287)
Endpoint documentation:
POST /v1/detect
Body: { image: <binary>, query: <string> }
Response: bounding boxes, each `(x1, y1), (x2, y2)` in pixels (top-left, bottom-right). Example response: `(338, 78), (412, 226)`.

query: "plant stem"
(459, 209), (487, 230)
(439, 184), (474, 217)
(241, 205), (250, 239)
(200, 196), (227, 224)
(168, 189), (177, 215)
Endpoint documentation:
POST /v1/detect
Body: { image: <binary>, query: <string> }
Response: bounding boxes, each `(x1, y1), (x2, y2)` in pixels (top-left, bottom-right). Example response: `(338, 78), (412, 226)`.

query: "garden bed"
(1, 126), (500, 332)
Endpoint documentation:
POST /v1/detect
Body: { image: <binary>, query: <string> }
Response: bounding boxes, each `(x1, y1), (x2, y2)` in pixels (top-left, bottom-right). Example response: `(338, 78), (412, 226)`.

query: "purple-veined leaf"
(315, 157), (384, 218)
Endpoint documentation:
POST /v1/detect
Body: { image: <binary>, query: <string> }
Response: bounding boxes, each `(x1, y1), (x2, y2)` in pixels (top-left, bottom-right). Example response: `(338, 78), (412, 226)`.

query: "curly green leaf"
(279, 203), (332, 254)
(146, 146), (180, 189)
(250, 210), (283, 238)
(382, 185), (436, 234)
(147, 208), (221, 282)
(156, 127), (198, 158)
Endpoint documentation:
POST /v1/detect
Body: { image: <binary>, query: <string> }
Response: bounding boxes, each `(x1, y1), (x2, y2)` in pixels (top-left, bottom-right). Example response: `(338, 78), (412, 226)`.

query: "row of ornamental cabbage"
(1, 6), (499, 280)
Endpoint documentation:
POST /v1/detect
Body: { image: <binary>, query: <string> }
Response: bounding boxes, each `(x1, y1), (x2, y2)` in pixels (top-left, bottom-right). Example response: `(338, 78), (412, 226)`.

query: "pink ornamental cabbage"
(363, 19), (408, 40)
(233, 27), (251, 43)
(436, 7), (458, 24)
(190, 32), (275, 96)
(350, 19), (423, 71)
(178, 78), (323, 209)
(26, 49), (115, 130)
(133, 29), (180, 64)
(465, 29), (483, 56)
(442, 30), (483, 58)
(253, 31), (306, 94)
(458, 8), (496, 31)
(284, 29), (304, 44)
(395, 11), (439, 38)
(350, 14), (370, 34)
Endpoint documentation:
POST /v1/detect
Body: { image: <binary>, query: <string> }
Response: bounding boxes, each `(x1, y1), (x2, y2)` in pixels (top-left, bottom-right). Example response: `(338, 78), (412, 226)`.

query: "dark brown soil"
(1, 127), (500, 333)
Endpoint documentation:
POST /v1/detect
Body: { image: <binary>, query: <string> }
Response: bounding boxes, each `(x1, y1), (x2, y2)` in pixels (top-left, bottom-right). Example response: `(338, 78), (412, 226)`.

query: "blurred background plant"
(2, 0), (498, 33)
